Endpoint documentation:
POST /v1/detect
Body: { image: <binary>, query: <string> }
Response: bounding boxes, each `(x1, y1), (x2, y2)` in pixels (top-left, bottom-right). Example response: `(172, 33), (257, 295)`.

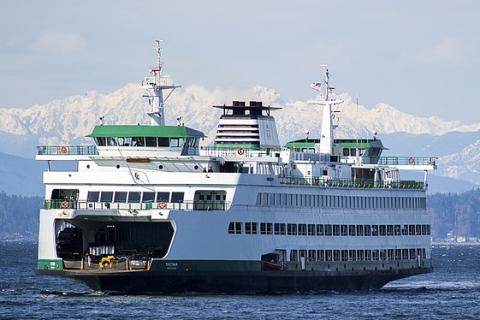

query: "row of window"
(228, 222), (431, 236)
(257, 192), (427, 210)
(94, 137), (199, 148)
(86, 191), (184, 203)
(289, 248), (427, 262)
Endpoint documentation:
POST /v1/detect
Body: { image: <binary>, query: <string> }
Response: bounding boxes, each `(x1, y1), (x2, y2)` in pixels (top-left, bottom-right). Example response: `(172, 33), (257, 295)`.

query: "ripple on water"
(0, 243), (480, 320)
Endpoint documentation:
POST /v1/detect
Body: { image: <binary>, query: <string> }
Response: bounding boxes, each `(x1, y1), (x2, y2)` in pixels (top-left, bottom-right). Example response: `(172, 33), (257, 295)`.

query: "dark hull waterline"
(39, 267), (432, 294)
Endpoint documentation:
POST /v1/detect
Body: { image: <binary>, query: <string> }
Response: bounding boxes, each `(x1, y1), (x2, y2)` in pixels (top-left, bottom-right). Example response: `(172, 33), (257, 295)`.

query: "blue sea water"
(0, 243), (479, 320)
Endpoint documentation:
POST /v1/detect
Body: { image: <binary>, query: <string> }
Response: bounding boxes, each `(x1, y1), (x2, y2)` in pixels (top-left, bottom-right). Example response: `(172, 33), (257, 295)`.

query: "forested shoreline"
(1, 190), (480, 241)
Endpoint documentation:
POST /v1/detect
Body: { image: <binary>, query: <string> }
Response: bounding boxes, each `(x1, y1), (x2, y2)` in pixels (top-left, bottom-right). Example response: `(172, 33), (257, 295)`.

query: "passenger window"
(316, 224), (324, 236)
(290, 250), (298, 262)
(87, 191), (99, 202)
(171, 192), (184, 203)
(234, 222), (242, 234)
(245, 222), (257, 234)
(114, 192), (127, 203)
(325, 224), (333, 236)
(128, 192), (141, 203)
(100, 191), (113, 202)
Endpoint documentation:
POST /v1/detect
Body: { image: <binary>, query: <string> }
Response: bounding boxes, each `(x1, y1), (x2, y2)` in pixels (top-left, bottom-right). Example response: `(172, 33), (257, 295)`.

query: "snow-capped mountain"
(1, 83), (480, 147)
(437, 139), (480, 186)
(0, 83), (479, 187)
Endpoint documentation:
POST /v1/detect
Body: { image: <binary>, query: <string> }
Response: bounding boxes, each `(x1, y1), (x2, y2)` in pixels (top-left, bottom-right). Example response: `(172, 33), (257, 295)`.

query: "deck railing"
(377, 156), (437, 166)
(184, 146), (278, 158)
(37, 145), (98, 156)
(279, 177), (425, 190)
(43, 199), (230, 211)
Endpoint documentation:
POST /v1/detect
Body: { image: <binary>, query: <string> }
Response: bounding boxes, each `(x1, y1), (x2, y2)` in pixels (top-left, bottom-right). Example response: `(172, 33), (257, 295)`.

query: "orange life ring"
(408, 157), (415, 165)
(157, 201), (166, 209)
(60, 201), (69, 209)
(60, 146), (69, 154)
(237, 148), (245, 155)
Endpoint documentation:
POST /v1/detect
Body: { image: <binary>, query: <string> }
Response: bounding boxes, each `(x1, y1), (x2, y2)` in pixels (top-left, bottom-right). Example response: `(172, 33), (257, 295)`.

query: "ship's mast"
(142, 40), (180, 126)
(310, 65), (343, 156)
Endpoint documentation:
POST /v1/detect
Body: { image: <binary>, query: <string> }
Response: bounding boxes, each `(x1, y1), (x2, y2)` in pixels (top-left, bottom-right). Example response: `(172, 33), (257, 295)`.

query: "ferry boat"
(36, 42), (436, 293)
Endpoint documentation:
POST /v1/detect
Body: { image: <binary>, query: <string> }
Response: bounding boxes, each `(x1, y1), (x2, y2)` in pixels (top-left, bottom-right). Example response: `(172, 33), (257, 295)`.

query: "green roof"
(88, 125), (205, 138)
(284, 139), (319, 149)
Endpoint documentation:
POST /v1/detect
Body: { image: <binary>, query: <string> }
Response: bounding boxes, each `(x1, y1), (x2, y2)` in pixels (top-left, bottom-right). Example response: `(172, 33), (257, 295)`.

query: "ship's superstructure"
(36, 43), (436, 293)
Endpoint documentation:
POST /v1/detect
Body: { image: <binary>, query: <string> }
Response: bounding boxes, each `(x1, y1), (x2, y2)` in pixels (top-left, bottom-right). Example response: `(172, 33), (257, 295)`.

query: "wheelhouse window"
(171, 192), (184, 203)
(145, 137), (157, 147)
(131, 137), (145, 147)
(95, 137), (106, 146)
(142, 192), (155, 203)
(114, 192), (127, 203)
(170, 138), (180, 147)
(107, 137), (117, 146)
(128, 192), (141, 203)
(100, 191), (113, 202)
(156, 192), (170, 202)
(87, 191), (100, 202)
(157, 137), (169, 147)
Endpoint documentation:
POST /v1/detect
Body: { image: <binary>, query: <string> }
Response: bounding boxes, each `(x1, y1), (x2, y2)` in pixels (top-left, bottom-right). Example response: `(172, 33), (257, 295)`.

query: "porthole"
(194, 165), (199, 170)
(158, 165), (163, 170)
(116, 165), (120, 169)
(86, 164), (90, 169)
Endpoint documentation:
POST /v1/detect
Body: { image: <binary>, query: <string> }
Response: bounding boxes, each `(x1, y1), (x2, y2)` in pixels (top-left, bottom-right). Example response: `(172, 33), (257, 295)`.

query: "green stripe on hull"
(37, 259), (63, 271)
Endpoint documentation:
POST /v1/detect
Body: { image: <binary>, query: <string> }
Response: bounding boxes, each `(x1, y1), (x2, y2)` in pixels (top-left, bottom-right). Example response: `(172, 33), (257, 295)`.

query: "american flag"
(310, 82), (322, 92)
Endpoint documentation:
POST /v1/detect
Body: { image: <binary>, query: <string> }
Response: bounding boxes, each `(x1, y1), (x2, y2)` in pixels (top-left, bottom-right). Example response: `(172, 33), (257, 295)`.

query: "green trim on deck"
(284, 141), (318, 149)
(336, 141), (373, 149)
(89, 125), (205, 138)
(37, 259), (63, 271)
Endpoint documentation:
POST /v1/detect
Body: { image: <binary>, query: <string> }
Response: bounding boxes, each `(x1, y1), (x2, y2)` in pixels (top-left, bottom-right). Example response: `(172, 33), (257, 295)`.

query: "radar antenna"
(308, 65), (343, 156)
(142, 40), (181, 126)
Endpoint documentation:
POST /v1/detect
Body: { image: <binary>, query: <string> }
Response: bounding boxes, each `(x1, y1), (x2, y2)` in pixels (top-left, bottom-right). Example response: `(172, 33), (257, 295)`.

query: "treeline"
(0, 192), (42, 239)
(429, 188), (480, 240)
(1, 190), (480, 241)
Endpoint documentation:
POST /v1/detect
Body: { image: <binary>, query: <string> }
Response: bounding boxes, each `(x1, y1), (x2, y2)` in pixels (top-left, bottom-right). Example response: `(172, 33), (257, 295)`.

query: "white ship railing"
(43, 200), (231, 211)
(279, 176), (425, 190)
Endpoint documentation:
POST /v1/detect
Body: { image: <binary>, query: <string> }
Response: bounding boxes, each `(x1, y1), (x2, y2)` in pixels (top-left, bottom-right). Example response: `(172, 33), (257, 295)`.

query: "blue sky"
(1, 0), (479, 122)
